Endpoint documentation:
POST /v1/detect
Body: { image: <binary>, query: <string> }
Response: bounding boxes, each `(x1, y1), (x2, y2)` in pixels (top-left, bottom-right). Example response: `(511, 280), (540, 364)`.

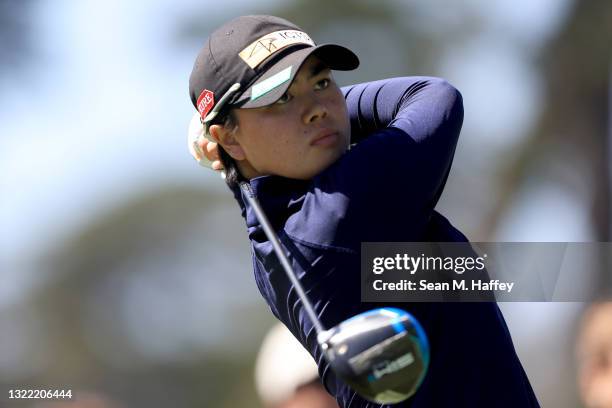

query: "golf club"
(239, 180), (430, 404)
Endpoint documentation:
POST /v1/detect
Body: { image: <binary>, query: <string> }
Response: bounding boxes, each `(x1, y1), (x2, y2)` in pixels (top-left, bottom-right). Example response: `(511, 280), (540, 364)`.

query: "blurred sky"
(0, 0), (585, 324)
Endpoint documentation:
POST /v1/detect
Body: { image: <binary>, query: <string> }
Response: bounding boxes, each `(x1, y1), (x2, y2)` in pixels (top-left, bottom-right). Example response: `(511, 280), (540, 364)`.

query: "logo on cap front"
(196, 89), (215, 120)
(239, 30), (315, 69)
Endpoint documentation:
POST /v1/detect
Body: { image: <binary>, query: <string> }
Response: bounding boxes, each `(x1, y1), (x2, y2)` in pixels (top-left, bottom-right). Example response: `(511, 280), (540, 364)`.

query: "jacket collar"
(230, 175), (310, 230)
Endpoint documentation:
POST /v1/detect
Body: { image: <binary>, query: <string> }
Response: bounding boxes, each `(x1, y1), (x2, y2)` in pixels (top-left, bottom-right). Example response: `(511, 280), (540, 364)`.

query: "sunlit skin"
(204, 55), (351, 180)
(577, 302), (612, 408)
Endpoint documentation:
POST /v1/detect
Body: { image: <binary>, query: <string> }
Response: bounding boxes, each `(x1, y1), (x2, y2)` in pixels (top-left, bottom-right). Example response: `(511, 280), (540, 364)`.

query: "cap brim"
(235, 44), (359, 109)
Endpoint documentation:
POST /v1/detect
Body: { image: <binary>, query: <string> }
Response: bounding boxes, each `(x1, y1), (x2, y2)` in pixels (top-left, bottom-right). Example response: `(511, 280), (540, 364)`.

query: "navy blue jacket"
(230, 77), (540, 407)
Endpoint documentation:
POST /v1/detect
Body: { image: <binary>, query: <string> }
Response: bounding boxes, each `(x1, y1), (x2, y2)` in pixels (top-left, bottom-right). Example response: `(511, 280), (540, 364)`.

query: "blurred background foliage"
(1, 0), (611, 406)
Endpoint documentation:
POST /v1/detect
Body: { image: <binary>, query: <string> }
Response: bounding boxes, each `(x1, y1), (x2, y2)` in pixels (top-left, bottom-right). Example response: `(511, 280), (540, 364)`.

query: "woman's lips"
(311, 131), (338, 146)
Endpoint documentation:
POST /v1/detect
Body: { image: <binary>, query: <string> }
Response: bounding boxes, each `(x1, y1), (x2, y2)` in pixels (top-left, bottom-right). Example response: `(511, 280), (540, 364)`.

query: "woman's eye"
(275, 92), (292, 104)
(315, 78), (330, 90)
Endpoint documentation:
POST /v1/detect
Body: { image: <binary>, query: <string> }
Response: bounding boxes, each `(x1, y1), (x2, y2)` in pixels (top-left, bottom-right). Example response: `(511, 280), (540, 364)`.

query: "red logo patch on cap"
(197, 89), (215, 120)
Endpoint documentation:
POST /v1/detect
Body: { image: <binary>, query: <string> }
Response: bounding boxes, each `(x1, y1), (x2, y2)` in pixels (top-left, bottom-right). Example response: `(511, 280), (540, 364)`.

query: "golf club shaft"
(239, 181), (326, 336)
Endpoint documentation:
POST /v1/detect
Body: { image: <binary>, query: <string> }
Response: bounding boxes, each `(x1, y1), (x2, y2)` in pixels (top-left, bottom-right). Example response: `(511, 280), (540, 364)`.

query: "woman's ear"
(209, 124), (246, 161)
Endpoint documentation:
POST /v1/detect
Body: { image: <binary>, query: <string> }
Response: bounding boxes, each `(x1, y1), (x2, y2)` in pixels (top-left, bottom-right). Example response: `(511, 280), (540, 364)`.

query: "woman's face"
(223, 55), (351, 180)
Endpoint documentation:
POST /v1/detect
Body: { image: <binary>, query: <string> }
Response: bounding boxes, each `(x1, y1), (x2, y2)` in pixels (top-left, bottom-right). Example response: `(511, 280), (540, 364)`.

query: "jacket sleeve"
(286, 77), (464, 249)
(342, 77), (462, 146)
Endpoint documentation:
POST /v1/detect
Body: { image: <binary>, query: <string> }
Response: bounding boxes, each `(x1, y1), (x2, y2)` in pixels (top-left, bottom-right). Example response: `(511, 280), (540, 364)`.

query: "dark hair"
(208, 109), (243, 189)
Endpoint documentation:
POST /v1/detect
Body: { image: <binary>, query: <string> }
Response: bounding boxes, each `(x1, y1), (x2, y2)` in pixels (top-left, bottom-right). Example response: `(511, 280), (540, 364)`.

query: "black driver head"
(319, 307), (429, 403)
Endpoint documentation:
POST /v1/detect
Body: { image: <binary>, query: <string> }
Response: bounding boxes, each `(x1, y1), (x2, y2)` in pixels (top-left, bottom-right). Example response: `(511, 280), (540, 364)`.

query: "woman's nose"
(303, 94), (327, 124)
